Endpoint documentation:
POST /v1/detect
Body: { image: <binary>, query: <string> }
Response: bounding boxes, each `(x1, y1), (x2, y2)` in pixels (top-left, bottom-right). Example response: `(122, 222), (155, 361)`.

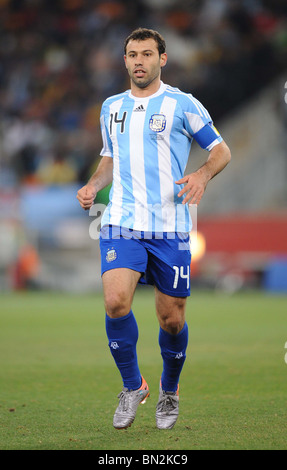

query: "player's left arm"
(176, 140), (231, 205)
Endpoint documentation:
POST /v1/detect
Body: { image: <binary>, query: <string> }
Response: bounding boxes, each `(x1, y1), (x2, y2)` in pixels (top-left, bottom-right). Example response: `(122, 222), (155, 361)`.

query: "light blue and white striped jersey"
(100, 81), (222, 232)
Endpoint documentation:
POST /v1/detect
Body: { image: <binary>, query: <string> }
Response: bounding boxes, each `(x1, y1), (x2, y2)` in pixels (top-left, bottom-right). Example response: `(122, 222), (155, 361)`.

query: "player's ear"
(124, 55), (128, 68)
(160, 53), (168, 68)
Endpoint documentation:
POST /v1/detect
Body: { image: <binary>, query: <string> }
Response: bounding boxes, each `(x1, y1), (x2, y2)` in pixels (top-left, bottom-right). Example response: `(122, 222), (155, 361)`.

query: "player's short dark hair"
(124, 28), (166, 56)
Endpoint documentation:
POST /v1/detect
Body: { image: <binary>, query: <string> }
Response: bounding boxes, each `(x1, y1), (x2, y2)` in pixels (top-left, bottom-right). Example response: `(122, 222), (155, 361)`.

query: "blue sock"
(159, 322), (188, 392)
(105, 310), (142, 390)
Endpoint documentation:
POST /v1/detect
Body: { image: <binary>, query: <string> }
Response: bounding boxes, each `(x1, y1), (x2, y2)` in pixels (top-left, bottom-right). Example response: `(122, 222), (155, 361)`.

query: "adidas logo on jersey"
(134, 104), (145, 112)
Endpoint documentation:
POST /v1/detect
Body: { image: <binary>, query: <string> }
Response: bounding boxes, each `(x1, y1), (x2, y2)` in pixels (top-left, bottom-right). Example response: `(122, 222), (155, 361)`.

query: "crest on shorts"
(149, 113), (166, 133)
(106, 247), (117, 263)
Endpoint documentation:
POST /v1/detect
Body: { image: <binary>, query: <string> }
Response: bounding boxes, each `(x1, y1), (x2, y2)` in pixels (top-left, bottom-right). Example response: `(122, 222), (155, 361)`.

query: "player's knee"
(159, 312), (185, 335)
(157, 296), (186, 334)
(105, 291), (131, 318)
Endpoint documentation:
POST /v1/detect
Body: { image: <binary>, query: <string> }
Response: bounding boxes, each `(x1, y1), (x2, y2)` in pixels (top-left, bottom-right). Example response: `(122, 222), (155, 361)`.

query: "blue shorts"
(99, 225), (191, 297)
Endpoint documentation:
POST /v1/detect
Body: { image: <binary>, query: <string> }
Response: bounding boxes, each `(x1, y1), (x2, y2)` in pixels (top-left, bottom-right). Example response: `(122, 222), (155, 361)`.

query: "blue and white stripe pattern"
(100, 82), (222, 232)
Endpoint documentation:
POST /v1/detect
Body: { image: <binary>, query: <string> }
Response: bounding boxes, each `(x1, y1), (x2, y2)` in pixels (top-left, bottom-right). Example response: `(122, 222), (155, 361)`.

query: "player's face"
(124, 38), (167, 91)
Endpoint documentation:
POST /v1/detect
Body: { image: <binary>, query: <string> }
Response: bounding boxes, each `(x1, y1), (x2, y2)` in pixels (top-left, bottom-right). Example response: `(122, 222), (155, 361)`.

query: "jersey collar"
(128, 81), (167, 100)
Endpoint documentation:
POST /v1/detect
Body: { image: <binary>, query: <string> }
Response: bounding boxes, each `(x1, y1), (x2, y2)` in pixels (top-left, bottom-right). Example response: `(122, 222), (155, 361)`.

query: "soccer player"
(77, 28), (231, 430)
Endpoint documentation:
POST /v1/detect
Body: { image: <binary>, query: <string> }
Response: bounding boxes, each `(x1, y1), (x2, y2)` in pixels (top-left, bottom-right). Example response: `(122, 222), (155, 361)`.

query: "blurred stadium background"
(0, 0), (287, 295)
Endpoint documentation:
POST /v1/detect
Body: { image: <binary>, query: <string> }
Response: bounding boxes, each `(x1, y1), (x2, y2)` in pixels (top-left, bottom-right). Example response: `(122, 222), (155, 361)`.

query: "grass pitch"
(0, 289), (286, 450)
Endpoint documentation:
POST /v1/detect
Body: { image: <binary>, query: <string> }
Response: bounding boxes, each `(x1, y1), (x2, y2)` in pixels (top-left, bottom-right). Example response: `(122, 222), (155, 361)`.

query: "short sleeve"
(100, 103), (113, 157)
(182, 95), (223, 151)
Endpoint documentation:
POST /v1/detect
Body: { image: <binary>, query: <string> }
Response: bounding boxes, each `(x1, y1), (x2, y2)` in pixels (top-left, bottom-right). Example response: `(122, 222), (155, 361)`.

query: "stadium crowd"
(0, 0), (286, 187)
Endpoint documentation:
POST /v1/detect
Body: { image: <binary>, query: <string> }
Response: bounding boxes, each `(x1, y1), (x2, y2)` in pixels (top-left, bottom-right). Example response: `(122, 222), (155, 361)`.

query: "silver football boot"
(113, 376), (150, 429)
(156, 383), (179, 429)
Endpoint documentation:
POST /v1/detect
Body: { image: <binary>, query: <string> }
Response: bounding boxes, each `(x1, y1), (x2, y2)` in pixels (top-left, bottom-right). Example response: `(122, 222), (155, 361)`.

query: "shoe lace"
(117, 389), (131, 412)
(158, 393), (178, 414)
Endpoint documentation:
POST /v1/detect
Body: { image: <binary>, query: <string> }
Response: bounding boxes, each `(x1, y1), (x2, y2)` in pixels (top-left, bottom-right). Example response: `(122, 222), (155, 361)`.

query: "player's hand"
(76, 184), (97, 211)
(176, 171), (208, 205)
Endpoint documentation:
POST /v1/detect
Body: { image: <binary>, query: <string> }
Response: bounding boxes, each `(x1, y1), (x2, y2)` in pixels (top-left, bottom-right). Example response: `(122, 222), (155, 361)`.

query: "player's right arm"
(77, 155), (113, 211)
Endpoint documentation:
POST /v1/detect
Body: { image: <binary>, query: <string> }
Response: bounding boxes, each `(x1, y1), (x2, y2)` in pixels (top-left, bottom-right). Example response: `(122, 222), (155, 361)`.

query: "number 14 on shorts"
(173, 265), (190, 289)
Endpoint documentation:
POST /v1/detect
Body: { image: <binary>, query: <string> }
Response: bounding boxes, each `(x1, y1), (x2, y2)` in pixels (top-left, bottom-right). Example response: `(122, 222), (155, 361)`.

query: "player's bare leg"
(155, 288), (187, 334)
(102, 267), (140, 318)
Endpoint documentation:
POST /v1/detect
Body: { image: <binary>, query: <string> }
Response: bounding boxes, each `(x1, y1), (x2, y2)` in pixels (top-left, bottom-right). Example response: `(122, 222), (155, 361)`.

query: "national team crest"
(149, 114), (166, 133)
(106, 248), (117, 263)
